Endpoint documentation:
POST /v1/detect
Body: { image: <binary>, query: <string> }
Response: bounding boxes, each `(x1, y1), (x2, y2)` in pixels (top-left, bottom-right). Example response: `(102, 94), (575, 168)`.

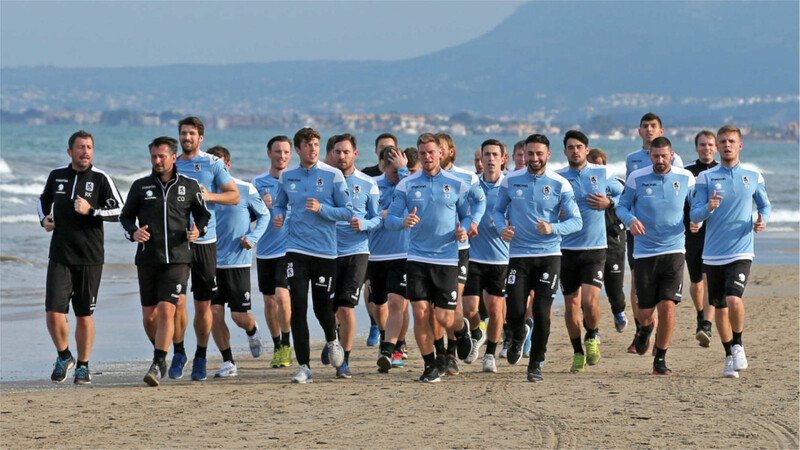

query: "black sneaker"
(50, 355), (75, 383)
(634, 325), (653, 356)
(143, 361), (165, 387)
(418, 365), (441, 383)
(695, 322), (712, 348)
(377, 353), (392, 373)
(507, 339), (524, 365)
(455, 317), (474, 360)
(445, 355), (459, 376)
(435, 354), (446, 374)
(527, 362), (543, 382)
(73, 366), (92, 385)
(652, 359), (672, 376)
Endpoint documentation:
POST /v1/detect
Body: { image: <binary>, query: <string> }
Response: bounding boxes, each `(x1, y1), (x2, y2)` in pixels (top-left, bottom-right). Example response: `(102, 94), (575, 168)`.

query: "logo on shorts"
(633, 164), (639, 170)
(175, 284), (182, 293)
(244, 291), (250, 301)
(316, 178), (324, 186)
(542, 272), (549, 280)
(612, 264), (619, 271)
(193, 163), (201, 172)
(738, 273), (746, 282)
(516, 189), (523, 196)
(443, 184), (451, 193)
(286, 262), (294, 278)
(742, 176), (750, 185)
(597, 270), (603, 279)
(58, 184), (64, 191)
(543, 186), (551, 195)
(507, 269), (516, 285)
(85, 182), (94, 192)
(178, 186), (186, 195)
(290, 183), (296, 190)
(450, 291), (457, 300)
(414, 191), (422, 198)
(460, 265), (466, 275)
(590, 176), (597, 184)
(354, 185), (361, 194)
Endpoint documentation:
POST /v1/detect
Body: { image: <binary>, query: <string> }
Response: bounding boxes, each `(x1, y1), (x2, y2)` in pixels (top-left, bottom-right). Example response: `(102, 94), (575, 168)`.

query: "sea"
(1, 123), (798, 382)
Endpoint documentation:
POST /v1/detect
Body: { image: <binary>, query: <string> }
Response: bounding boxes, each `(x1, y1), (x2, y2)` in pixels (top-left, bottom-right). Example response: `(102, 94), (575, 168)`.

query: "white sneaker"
(482, 354), (497, 373)
(731, 344), (748, 371)
(213, 361), (238, 378)
(723, 355), (739, 378)
(291, 364), (313, 383)
(465, 329), (486, 364)
(327, 340), (345, 368)
(248, 323), (263, 358)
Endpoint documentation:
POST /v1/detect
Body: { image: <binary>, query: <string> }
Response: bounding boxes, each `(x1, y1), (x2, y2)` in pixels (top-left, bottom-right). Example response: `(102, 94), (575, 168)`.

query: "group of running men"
(38, 112), (770, 385)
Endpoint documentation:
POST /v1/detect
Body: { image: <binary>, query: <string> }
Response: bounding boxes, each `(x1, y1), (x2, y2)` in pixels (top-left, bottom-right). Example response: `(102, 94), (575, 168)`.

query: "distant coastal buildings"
(2, 109), (797, 143)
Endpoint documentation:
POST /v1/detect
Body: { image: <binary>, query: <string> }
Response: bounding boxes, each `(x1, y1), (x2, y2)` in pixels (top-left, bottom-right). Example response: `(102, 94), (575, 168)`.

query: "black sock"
(195, 346), (207, 360)
(434, 338), (446, 356)
(246, 326), (257, 337)
(58, 348), (72, 361)
(701, 319), (712, 328)
(570, 337), (584, 355)
(486, 341), (498, 356)
(471, 327), (483, 341)
(272, 336), (281, 349)
(281, 331), (291, 347)
(379, 329), (386, 343)
(370, 315), (376, 326)
(696, 310), (704, 323)
(393, 341), (403, 352)
(174, 341), (186, 355)
(634, 317), (641, 332)
(732, 331), (743, 347)
(154, 349), (168, 364)
(654, 346), (667, 362)
(446, 339), (457, 356)
(585, 328), (598, 340)
(221, 347), (233, 363)
(454, 322), (468, 338)
(723, 340), (733, 356)
(380, 341), (395, 356)
(422, 352), (436, 368)
(77, 360), (88, 368)
(344, 350), (350, 364)
(399, 339), (406, 347)
(150, 339), (156, 347)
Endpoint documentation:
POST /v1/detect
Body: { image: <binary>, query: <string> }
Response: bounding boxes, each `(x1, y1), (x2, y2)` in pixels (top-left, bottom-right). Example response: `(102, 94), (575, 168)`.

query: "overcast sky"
(1, 1), (523, 68)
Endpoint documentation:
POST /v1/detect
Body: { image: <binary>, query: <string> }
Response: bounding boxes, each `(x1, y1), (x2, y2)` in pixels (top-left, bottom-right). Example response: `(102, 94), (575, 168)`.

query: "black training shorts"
(463, 261), (508, 297)
(214, 267), (253, 312)
(684, 232), (705, 284)
(256, 256), (289, 295)
(560, 249), (606, 295)
(406, 261), (459, 310)
(633, 253), (684, 309)
(137, 264), (189, 307)
(704, 259), (752, 309)
(367, 259), (407, 305)
(457, 248), (470, 284)
(334, 254), (370, 310)
(188, 242), (217, 301)
(45, 261), (102, 317)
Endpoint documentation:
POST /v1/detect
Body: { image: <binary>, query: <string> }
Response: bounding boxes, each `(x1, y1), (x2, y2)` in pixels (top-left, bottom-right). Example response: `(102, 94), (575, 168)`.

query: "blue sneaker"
(321, 345), (330, 366)
(336, 361), (352, 379)
(523, 317), (534, 357)
(391, 353), (405, 368)
(191, 357), (207, 381)
(168, 353), (187, 379)
(50, 355), (75, 383)
(614, 312), (628, 333)
(367, 325), (380, 346)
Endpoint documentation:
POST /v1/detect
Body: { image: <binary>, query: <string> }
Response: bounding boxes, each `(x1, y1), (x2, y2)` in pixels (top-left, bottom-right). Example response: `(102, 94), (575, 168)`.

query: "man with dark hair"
(330, 133), (381, 378)
(324, 135), (339, 165)
(622, 113), (683, 353)
(205, 146), (270, 378)
(474, 148), (484, 174)
(555, 131), (622, 374)
(493, 134), (582, 382)
(684, 130), (718, 346)
(361, 132), (398, 177)
(617, 136), (695, 375)
(587, 148), (628, 333)
(253, 136), (294, 368)
(511, 140), (526, 171)
(405, 147), (421, 173)
(385, 132), (474, 382)
(38, 130), (124, 384)
(691, 125), (770, 378)
(120, 136), (211, 386)
(273, 127), (354, 383)
(169, 116), (241, 382)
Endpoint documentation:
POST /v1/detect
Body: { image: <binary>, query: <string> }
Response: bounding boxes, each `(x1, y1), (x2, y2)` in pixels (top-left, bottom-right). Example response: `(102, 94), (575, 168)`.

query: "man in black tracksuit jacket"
(120, 136), (211, 386)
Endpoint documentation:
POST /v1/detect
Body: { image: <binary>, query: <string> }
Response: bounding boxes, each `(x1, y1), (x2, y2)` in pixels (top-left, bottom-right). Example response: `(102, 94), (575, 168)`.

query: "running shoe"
(73, 366), (91, 385)
(50, 355), (75, 383)
(214, 361), (238, 378)
(291, 364), (313, 383)
(614, 312), (628, 333)
(280, 345), (293, 367)
(418, 365), (441, 383)
(168, 353), (187, 379)
(507, 338), (524, 366)
(731, 344), (748, 371)
(482, 354), (497, 373)
(570, 353), (586, 373)
(465, 328), (485, 364)
(634, 327), (653, 356)
(143, 360), (166, 387)
(723, 355), (739, 378)
(479, 320), (488, 335)
(527, 363), (544, 382)
(445, 355), (459, 376)
(367, 325), (380, 346)
(270, 346), (282, 368)
(321, 344), (330, 366)
(522, 317), (534, 357)
(456, 317), (474, 360)
(377, 353), (392, 373)
(248, 323), (263, 358)
(191, 357), (207, 381)
(391, 353), (404, 368)
(327, 340), (345, 368)
(336, 361), (352, 379)
(652, 359), (672, 376)
(695, 322), (712, 348)
(436, 354), (446, 374)
(499, 338), (510, 359)
(627, 334), (638, 354)
(585, 338), (601, 365)
(400, 342), (409, 360)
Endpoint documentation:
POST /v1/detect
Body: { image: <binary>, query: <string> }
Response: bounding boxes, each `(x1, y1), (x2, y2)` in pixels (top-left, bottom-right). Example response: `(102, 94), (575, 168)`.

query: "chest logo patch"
(443, 184), (451, 193)
(590, 176), (597, 184)
(353, 185), (361, 194)
(516, 189), (523, 196)
(414, 191), (422, 198)
(193, 163), (201, 172)
(58, 184), (64, 191)
(543, 186), (551, 195)
(673, 181), (680, 190)
(316, 178), (324, 186)
(178, 186), (186, 195)
(85, 182), (94, 192)
(742, 175), (750, 185)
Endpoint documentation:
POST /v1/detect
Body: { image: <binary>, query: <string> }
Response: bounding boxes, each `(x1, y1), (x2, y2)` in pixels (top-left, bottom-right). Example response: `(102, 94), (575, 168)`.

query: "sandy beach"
(1, 264), (797, 448)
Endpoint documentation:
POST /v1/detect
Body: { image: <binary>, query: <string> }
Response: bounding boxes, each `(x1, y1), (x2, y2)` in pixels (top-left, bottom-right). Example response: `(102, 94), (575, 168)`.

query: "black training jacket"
(38, 164), (124, 265)
(605, 176), (626, 254)
(120, 169), (210, 266)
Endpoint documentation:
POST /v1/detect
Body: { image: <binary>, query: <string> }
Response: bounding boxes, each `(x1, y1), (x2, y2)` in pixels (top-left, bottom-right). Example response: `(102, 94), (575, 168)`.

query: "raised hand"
(403, 207), (420, 228)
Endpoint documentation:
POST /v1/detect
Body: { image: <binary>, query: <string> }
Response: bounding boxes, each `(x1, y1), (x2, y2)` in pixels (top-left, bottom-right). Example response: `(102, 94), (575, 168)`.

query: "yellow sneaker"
(570, 353), (586, 373)
(585, 338), (601, 365)
(280, 345), (293, 367)
(270, 346), (282, 368)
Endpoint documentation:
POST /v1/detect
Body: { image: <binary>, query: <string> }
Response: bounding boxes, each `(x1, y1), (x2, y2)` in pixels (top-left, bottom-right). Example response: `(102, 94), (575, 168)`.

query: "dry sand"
(1, 264), (798, 448)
